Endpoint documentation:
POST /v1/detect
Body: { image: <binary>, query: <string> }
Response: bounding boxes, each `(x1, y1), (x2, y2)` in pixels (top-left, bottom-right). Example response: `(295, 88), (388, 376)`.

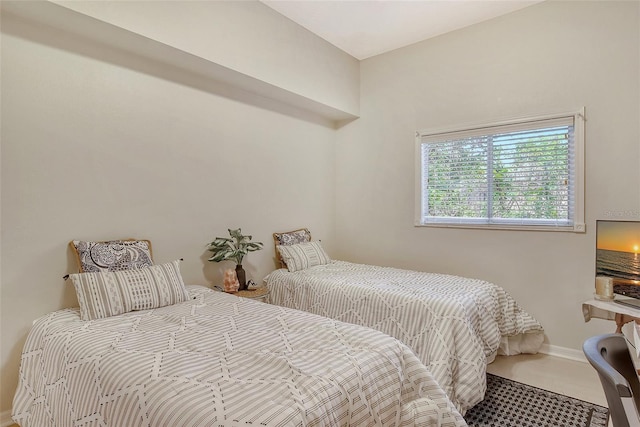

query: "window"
(415, 110), (585, 232)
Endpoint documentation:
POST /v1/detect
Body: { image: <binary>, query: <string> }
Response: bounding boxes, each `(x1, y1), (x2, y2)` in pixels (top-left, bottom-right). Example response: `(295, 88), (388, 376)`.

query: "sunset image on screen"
(596, 221), (640, 285)
(597, 221), (640, 253)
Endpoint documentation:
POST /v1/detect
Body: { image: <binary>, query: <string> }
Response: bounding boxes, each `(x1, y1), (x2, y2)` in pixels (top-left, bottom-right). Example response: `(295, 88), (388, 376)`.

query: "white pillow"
(277, 241), (331, 272)
(70, 260), (189, 321)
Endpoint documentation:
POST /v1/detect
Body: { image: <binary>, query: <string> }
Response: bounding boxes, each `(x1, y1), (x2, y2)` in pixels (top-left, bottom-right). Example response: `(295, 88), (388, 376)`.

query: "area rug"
(464, 374), (609, 427)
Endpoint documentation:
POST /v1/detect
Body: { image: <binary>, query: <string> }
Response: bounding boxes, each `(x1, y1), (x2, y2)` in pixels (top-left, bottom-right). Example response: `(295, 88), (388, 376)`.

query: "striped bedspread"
(12, 285), (466, 427)
(265, 261), (544, 414)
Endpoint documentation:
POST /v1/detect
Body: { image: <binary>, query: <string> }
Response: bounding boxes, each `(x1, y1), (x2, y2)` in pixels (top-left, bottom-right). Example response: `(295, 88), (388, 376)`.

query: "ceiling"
(261, 0), (544, 60)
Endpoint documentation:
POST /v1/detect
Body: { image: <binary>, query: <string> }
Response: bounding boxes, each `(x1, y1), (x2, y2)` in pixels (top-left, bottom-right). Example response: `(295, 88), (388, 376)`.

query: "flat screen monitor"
(596, 220), (640, 300)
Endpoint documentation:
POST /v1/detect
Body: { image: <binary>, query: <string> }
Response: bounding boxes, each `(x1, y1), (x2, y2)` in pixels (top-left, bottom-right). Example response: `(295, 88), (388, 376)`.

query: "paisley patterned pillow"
(70, 239), (154, 273)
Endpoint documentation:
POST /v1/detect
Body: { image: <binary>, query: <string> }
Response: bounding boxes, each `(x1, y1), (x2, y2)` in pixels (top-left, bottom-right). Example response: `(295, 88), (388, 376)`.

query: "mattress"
(12, 285), (466, 427)
(265, 261), (544, 414)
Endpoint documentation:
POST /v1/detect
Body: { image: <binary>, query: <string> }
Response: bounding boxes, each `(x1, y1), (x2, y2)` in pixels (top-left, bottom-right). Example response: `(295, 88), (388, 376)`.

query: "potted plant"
(206, 228), (263, 291)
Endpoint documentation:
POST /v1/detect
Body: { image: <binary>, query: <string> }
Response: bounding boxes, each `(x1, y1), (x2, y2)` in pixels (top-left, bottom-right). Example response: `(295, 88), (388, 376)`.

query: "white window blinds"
(416, 111), (585, 231)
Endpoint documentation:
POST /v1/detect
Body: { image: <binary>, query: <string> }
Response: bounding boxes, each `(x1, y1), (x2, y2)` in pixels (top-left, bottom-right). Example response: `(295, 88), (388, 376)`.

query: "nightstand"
(234, 285), (270, 302)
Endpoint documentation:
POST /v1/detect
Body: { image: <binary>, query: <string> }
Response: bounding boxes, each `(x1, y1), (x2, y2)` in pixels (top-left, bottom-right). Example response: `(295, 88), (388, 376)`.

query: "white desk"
(583, 298), (640, 333)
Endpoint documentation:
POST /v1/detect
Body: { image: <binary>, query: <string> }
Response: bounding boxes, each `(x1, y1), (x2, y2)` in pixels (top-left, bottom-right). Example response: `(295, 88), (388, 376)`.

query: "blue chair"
(583, 333), (640, 427)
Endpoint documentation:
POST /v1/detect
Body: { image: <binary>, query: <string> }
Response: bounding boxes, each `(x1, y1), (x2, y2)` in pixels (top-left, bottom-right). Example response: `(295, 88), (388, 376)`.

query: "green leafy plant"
(206, 228), (263, 266)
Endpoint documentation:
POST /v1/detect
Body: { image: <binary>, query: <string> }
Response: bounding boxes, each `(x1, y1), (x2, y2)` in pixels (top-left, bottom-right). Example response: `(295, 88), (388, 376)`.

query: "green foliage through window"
(417, 113), (583, 230)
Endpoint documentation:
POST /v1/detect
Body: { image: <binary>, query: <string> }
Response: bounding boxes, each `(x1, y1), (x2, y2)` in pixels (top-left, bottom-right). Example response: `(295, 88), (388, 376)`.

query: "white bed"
(12, 284), (467, 427)
(266, 241), (544, 415)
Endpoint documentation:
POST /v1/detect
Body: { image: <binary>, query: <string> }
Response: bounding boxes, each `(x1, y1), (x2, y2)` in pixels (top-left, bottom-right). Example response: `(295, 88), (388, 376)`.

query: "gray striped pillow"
(277, 241), (331, 272)
(70, 260), (190, 321)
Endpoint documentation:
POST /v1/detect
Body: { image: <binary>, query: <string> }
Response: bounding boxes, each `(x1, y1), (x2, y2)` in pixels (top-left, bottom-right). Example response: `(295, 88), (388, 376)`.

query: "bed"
(266, 229), (545, 414)
(12, 283), (467, 427)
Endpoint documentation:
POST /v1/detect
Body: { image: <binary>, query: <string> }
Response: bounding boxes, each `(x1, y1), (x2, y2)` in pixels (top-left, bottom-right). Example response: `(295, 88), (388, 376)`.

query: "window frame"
(414, 109), (586, 232)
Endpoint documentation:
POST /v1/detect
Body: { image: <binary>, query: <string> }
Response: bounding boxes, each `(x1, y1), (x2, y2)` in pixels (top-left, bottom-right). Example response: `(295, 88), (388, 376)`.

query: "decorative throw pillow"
(277, 241), (331, 272)
(69, 260), (189, 321)
(273, 229), (312, 267)
(70, 239), (153, 273)
(273, 229), (312, 246)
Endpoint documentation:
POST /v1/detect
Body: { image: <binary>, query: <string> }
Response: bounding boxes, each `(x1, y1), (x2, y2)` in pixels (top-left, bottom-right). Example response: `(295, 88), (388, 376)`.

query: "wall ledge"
(1, 1), (359, 128)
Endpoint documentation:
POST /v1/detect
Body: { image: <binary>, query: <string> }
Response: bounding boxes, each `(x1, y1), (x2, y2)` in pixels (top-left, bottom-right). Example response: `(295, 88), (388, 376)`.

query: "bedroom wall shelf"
(1, 1), (359, 128)
(582, 298), (640, 333)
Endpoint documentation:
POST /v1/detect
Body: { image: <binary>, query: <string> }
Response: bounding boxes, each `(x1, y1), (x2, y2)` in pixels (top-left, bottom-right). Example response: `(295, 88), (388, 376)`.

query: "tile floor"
(488, 352), (612, 426)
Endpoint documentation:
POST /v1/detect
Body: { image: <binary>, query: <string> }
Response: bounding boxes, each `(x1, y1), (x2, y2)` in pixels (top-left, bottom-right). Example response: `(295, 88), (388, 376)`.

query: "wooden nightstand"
(233, 285), (270, 302)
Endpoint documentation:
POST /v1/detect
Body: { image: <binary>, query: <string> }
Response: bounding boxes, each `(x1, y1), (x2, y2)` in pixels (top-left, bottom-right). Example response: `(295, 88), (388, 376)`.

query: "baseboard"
(538, 343), (588, 363)
(0, 409), (13, 427)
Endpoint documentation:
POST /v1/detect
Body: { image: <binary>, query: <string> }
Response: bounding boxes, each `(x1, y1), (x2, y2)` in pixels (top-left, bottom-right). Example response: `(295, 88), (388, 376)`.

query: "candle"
(595, 276), (613, 298)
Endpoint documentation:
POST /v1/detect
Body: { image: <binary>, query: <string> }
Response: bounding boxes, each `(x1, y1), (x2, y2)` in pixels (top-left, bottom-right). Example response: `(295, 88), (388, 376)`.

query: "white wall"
(335, 1), (640, 352)
(0, 5), (348, 415)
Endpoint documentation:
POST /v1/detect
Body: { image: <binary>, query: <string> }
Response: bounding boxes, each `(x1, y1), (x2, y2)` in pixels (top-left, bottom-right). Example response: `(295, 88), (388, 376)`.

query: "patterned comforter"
(265, 261), (544, 414)
(12, 285), (466, 427)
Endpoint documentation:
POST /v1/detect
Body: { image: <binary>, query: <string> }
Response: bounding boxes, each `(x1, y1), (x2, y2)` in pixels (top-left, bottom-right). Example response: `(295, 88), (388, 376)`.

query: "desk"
(583, 298), (640, 333)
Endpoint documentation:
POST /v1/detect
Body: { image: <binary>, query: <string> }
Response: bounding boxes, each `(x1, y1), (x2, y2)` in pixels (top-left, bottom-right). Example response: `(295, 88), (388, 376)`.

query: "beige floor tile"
(487, 353), (612, 426)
